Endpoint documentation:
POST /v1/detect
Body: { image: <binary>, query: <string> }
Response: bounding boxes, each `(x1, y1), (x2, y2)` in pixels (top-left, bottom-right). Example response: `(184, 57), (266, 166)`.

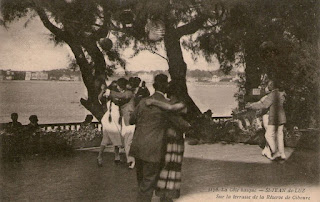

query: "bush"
(0, 126), (102, 160)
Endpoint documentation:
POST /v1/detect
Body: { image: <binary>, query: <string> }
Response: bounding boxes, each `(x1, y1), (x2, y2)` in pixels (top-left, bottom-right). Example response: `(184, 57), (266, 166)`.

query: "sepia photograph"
(0, 0), (319, 201)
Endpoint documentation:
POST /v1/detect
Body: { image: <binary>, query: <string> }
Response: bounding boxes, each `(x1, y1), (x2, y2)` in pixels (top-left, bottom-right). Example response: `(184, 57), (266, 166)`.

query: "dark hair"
(134, 77), (141, 87)
(128, 77), (141, 89)
(117, 78), (128, 90)
(29, 115), (38, 122)
(85, 115), (93, 122)
(107, 81), (118, 91)
(153, 74), (168, 92)
(128, 77), (135, 85)
(11, 113), (18, 117)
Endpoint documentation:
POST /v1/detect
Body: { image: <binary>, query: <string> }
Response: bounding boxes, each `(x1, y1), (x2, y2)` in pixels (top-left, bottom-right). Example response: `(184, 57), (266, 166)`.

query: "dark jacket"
(129, 92), (169, 163)
(250, 89), (286, 125)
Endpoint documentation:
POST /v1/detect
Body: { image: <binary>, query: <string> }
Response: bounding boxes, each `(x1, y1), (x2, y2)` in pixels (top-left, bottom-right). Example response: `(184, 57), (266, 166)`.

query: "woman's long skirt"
(100, 102), (123, 147)
(156, 128), (184, 199)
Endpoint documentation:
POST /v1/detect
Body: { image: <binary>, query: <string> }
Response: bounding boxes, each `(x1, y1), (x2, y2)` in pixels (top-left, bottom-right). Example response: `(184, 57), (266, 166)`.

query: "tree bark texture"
(164, 29), (202, 121)
(75, 42), (106, 121)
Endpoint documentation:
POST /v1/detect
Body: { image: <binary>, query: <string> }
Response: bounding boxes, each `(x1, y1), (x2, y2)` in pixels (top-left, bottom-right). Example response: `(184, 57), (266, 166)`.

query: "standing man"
(129, 74), (169, 202)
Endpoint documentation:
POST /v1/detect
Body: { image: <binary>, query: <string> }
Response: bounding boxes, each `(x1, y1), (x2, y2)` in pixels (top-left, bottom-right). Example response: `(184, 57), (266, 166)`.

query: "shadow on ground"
(1, 145), (319, 201)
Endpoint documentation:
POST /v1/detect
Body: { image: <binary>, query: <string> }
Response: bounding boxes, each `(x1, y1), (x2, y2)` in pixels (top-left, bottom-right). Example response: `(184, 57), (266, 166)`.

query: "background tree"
(107, 0), (235, 120)
(2, 0), (317, 130)
(1, 0), (126, 120)
(186, 0), (319, 128)
(1, 0), (237, 123)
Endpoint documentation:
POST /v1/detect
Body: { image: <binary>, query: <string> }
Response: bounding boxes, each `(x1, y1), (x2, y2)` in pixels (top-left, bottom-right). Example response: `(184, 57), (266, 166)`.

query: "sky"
(0, 15), (220, 72)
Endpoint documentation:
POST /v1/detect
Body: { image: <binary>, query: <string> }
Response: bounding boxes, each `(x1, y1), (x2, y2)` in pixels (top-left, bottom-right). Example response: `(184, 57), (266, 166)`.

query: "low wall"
(1, 118), (318, 158)
(0, 122), (104, 161)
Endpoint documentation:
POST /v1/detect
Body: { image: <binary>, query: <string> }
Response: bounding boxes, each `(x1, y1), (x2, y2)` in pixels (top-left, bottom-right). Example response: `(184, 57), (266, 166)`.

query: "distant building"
(59, 75), (71, 81)
(25, 72), (32, 80)
(187, 77), (197, 83)
(49, 76), (57, 80)
(0, 70), (4, 80)
(70, 75), (80, 81)
(28, 71), (49, 80)
(211, 75), (221, 82)
(5, 75), (13, 80)
(0, 70), (15, 80)
(6, 70), (14, 76)
(220, 77), (233, 82)
(37, 72), (48, 80)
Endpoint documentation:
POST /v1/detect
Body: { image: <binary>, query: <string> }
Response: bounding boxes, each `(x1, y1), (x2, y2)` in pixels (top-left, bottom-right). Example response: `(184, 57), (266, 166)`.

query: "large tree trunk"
(69, 42), (106, 121)
(243, 44), (263, 95)
(164, 29), (202, 121)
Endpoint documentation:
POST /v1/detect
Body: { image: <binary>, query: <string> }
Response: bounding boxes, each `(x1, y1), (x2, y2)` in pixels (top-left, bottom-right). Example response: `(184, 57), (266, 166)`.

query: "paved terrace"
(1, 143), (319, 201)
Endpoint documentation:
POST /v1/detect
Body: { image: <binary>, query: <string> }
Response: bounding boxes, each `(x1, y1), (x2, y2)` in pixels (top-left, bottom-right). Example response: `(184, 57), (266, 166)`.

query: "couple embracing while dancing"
(129, 74), (191, 202)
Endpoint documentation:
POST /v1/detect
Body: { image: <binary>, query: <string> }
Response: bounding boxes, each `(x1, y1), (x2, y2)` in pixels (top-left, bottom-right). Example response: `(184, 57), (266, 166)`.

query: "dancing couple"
(97, 77), (149, 169)
(129, 74), (191, 202)
(246, 79), (287, 160)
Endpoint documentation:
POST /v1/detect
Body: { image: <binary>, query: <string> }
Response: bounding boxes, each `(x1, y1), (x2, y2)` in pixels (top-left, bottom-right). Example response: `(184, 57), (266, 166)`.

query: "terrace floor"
(1, 143), (319, 202)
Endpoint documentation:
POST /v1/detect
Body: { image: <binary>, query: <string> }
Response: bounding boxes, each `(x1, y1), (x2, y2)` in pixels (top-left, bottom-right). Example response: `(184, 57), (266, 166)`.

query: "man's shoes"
(272, 152), (281, 159)
(271, 152), (287, 161)
(114, 155), (121, 164)
(277, 154), (286, 161)
(97, 157), (103, 167)
(280, 153), (287, 160)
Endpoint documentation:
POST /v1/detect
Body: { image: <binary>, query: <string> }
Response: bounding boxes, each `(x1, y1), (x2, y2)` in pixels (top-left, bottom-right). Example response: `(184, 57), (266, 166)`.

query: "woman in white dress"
(97, 82), (123, 166)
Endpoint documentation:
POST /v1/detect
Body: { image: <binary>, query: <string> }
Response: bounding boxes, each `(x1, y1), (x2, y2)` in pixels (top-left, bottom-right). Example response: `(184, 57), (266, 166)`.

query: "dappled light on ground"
(1, 144), (318, 201)
(184, 143), (294, 164)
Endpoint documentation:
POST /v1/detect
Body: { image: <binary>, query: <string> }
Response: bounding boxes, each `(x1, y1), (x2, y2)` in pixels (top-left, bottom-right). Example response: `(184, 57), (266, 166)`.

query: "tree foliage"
(0, 0), (233, 120)
(1, 0), (318, 128)
(191, 0), (320, 128)
(1, 0), (127, 120)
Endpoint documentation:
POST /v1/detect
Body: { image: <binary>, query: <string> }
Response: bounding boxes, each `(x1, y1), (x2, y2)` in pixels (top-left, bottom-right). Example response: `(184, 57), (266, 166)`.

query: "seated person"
(6, 113), (22, 133)
(80, 114), (95, 130)
(26, 115), (40, 154)
(27, 115), (39, 132)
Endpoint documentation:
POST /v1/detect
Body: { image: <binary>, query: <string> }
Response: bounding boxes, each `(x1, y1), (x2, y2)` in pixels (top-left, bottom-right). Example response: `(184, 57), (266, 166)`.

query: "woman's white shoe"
(128, 161), (135, 169)
(262, 147), (273, 160)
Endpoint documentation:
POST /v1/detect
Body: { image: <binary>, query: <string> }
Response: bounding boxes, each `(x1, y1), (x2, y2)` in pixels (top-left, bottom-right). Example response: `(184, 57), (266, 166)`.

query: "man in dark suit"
(129, 74), (169, 202)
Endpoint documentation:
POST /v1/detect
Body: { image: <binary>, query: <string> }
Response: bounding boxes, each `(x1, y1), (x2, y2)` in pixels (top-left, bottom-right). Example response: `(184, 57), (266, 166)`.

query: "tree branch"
(34, 5), (66, 40)
(175, 15), (209, 37)
(146, 49), (168, 61)
(68, 43), (93, 88)
(89, 3), (111, 40)
(82, 40), (107, 76)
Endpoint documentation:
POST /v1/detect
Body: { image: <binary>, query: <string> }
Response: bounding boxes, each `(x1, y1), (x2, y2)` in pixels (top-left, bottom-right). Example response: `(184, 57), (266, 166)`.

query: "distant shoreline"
(0, 81), (237, 124)
(189, 81), (237, 86)
(0, 80), (83, 83)
(0, 80), (237, 86)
